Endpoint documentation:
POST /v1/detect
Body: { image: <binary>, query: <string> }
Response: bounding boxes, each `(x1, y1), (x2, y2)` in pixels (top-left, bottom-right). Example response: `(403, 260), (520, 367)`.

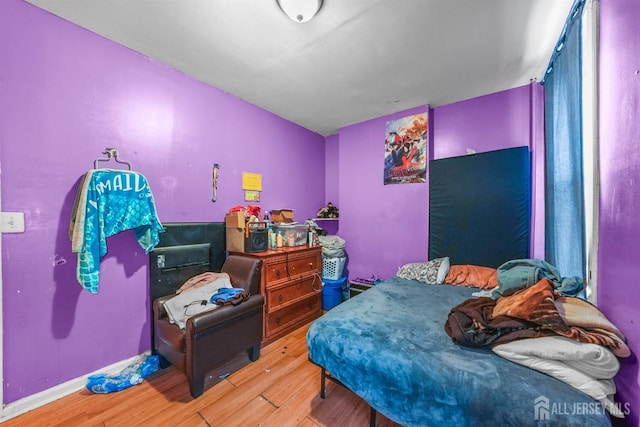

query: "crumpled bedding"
(445, 278), (630, 358)
(492, 278), (630, 357)
(445, 277), (629, 419)
(306, 277), (612, 427)
(555, 295), (627, 341)
(444, 294), (558, 347)
(492, 258), (584, 298)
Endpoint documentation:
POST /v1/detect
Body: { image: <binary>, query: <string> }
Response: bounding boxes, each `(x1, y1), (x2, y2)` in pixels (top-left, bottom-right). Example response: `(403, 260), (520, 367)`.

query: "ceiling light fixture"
(277, 0), (323, 23)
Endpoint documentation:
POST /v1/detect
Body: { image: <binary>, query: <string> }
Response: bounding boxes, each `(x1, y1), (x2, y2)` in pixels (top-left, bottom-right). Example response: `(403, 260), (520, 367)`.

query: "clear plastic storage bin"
(272, 223), (308, 247)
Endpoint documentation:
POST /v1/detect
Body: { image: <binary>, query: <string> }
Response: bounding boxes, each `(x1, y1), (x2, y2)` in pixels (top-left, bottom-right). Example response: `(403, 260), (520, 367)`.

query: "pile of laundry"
(445, 276), (630, 418)
(162, 272), (249, 330)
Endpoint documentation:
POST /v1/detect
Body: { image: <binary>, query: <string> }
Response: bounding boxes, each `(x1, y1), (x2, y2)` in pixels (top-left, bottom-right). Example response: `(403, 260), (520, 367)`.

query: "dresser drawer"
(267, 275), (322, 311)
(266, 295), (321, 335)
(264, 252), (320, 283)
(287, 253), (320, 277)
(228, 246), (322, 345)
(265, 261), (289, 283)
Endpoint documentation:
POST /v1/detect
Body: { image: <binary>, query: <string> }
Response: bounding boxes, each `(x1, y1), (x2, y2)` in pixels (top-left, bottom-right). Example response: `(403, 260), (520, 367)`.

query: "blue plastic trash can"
(322, 276), (348, 310)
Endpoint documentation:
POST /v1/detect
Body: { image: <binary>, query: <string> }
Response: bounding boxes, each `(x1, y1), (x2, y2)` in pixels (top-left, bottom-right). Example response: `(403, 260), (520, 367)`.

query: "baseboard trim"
(0, 352), (150, 422)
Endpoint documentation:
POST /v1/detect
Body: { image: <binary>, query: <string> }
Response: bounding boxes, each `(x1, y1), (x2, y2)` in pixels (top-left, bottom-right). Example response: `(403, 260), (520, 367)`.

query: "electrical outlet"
(0, 212), (25, 233)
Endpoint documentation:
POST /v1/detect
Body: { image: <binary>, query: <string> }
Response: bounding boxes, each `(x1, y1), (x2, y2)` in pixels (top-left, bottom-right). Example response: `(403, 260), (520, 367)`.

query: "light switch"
(1, 212), (25, 233)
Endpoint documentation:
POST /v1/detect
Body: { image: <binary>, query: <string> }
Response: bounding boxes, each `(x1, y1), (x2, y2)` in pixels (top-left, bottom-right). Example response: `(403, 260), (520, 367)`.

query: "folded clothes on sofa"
(163, 276), (232, 329)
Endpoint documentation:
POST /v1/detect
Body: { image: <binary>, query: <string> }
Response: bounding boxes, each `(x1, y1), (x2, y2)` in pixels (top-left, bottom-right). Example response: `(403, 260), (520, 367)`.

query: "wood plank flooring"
(3, 323), (401, 427)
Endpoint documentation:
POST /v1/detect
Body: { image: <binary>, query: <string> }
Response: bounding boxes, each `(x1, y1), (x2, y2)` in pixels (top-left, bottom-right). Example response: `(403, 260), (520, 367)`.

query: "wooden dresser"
(229, 246), (322, 345)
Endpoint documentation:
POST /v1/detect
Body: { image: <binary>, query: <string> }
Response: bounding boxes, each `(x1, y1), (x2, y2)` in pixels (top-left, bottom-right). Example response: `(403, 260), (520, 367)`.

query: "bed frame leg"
(320, 368), (326, 399)
(319, 367), (377, 425)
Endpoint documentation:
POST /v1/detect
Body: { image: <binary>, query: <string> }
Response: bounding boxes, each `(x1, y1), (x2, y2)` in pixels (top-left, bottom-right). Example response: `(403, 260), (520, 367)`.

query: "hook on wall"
(94, 147), (132, 170)
(212, 163), (220, 202)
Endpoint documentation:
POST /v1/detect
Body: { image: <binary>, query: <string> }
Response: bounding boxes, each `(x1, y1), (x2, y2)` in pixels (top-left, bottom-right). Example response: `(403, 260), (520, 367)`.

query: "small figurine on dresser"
(316, 202), (339, 219)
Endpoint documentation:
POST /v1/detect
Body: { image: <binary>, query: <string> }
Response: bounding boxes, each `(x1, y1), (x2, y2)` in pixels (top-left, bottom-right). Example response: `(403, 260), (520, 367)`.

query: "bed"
(307, 277), (613, 426)
(306, 148), (614, 426)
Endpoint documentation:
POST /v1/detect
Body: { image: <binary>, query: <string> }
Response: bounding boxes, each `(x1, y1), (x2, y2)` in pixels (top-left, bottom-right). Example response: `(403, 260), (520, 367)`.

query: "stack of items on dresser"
(318, 234), (348, 310)
(226, 206), (323, 253)
(268, 209), (312, 250)
(225, 207), (324, 345)
(225, 205), (268, 253)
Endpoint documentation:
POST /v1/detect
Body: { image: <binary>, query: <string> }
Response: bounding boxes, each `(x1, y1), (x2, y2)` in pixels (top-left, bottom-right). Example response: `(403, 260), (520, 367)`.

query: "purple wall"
(0, 0), (324, 404)
(599, 0), (640, 423)
(324, 134), (339, 205)
(320, 134), (340, 236)
(337, 85), (543, 281)
(432, 85), (532, 159)
(337, 106), (429, 282)
(3, 0), (638, 420)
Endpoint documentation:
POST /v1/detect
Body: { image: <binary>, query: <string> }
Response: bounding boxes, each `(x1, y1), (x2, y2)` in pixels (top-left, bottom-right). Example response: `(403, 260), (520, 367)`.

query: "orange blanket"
(444, 265), (498, 289)
(493, 278), (630, 358)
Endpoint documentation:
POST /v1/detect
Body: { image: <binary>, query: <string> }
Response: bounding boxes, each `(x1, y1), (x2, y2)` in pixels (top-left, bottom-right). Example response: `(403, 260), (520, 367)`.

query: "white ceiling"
(25, 0), (573, 136)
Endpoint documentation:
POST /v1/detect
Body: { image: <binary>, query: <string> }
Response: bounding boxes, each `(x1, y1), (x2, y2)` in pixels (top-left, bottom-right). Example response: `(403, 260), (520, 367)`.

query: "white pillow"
(435, 257), (450, 283)
(492, 337), (624, 417)
(492, 336), (620, 379)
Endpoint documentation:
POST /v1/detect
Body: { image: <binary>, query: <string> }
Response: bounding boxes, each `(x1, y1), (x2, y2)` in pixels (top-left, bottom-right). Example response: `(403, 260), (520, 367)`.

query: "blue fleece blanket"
(306, 277), (611, 427)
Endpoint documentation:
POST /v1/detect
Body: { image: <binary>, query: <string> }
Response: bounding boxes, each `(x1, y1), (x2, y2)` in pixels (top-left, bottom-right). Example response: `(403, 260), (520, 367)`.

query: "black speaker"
(244, 222), (268, 253)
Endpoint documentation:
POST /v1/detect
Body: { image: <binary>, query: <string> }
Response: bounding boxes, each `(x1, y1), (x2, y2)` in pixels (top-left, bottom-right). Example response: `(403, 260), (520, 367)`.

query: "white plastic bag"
(318, 235), (346, 258)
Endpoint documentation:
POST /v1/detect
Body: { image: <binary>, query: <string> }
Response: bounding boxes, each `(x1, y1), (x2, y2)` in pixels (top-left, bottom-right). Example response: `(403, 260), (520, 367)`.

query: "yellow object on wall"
(242, 172), (262, 191)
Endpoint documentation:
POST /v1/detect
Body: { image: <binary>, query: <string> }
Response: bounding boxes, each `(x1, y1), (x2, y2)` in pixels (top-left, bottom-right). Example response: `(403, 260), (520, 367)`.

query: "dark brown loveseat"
(152, 255), (264, 398)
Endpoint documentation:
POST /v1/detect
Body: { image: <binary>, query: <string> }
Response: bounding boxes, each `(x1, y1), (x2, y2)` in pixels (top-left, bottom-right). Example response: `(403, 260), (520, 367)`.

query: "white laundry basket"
(322, 256), (346, 280)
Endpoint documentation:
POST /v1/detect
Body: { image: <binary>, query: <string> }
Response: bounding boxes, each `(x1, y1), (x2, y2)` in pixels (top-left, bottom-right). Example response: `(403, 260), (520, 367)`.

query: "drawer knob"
(275, 269), (281, 278)
(275, 317), (281, 325)
(278, 294), (283, 302)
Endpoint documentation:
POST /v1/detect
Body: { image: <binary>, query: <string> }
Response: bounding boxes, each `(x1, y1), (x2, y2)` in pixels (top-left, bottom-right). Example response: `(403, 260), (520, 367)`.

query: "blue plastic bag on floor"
(86, 354), (159, 394)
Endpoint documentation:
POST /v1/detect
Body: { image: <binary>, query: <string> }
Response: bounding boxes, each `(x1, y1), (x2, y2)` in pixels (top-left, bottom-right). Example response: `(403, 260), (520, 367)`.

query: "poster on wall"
(384, 112), (428, 185)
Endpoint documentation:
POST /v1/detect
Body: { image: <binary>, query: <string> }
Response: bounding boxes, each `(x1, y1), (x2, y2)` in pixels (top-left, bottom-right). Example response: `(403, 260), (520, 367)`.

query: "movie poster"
(384, 112), (428, 185)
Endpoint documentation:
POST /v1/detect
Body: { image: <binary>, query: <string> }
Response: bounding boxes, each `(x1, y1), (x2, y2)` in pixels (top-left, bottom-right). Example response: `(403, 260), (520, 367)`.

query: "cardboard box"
(271, 209), (294, 223)
(226, 227), (245, 252)
(225, 211), (247, 228)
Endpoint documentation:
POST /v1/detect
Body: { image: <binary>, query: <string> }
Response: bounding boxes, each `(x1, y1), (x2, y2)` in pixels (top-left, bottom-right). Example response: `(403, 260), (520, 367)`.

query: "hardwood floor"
(3, 323), (401, 427)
